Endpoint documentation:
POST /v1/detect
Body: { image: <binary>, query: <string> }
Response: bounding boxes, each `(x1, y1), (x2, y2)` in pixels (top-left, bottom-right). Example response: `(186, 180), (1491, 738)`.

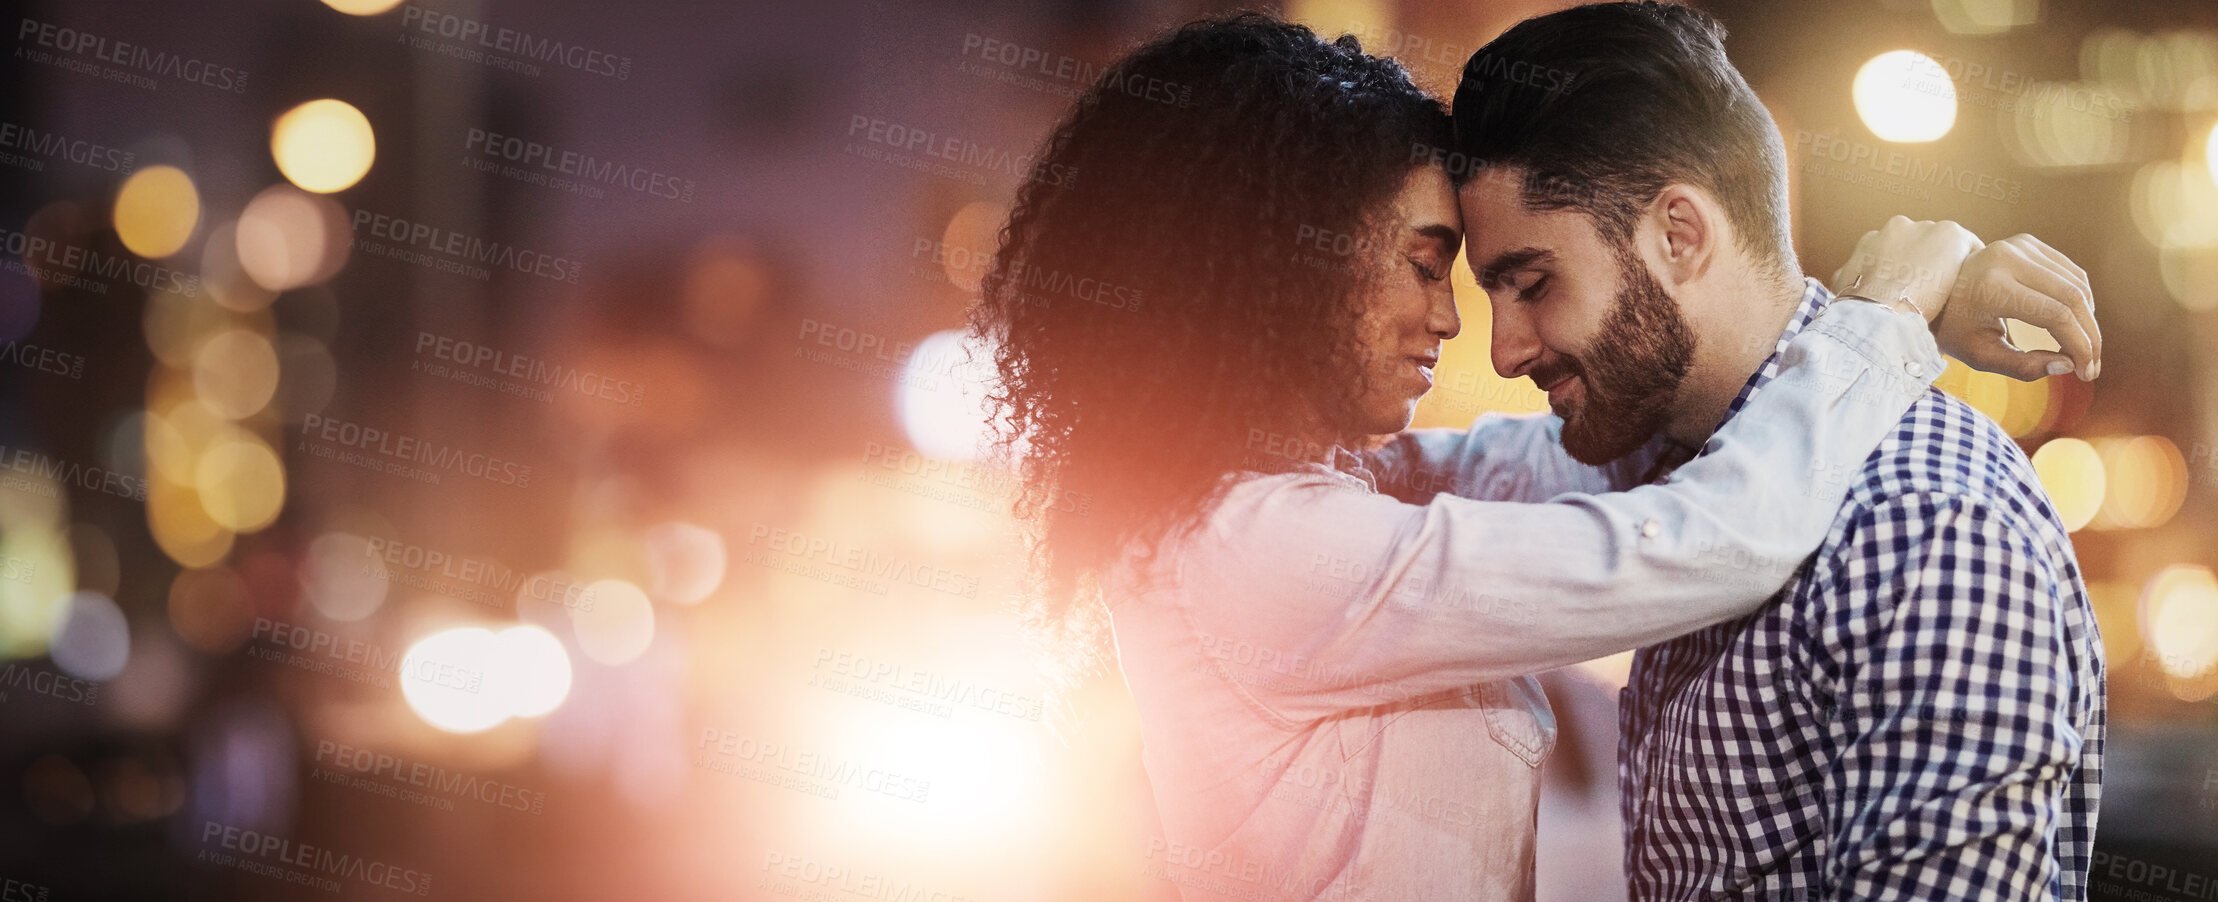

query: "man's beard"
(1539, 249), (1696, 465)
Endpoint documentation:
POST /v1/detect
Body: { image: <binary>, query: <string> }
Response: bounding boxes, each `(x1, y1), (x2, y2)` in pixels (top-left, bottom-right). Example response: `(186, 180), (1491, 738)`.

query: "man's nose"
(1490, 301), (1541, 379)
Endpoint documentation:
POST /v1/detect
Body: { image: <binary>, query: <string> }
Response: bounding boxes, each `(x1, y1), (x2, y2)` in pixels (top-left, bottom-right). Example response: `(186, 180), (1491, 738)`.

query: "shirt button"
(1903, 360), (1924, 378)
(1639, 519), (1660, 539)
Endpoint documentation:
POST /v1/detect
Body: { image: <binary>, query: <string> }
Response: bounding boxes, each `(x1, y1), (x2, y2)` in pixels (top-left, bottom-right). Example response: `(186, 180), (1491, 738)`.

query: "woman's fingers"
(1979, 241), (2101, 379)
(1951, 329), (2075, 382)
(1948, 274), (2096, 380)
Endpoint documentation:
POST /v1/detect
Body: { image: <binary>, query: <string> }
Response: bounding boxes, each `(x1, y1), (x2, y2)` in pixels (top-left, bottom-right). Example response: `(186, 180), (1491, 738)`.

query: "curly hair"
(968, 12), (1452, 684)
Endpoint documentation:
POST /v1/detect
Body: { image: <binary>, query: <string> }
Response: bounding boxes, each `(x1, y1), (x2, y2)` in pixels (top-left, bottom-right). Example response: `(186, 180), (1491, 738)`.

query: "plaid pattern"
(1618, 281), (2105, 901)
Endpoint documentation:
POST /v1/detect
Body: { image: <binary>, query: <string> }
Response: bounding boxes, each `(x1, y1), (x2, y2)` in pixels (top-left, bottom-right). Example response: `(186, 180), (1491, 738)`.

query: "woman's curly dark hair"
(969, 12), (1452, 683)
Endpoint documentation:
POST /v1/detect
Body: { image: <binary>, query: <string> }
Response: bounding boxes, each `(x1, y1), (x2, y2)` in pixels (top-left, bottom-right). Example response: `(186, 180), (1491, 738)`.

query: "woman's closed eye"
(1406, 254), (1448, 282)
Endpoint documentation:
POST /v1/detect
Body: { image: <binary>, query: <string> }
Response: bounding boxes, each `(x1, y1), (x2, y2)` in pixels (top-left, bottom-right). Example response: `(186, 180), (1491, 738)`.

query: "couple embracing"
(969, 3), (2104, 899)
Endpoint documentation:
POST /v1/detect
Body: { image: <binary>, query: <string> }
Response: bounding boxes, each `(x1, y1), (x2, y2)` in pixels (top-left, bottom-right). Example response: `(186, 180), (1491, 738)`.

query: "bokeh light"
(898, 329), (1002, 461)
(300, 532), (388, 622)
(2030, 437), (2105, 531)
(1854, 50), (1957, 142)
(2207, 121), (2218, 186)
(112, 165), (200, 258)
(49, 591), (129, 681)
(235, 185), (352, 290)
(643, 522), (726, 605)
(2132, 159), (2218, 248)
(270, 99), (375, 193)
(2092, 436), (2187, 530)
(0, 520), (73, 660)
(164, 566), (252, 655)
(570, 579), (655, 666)
(321, 0), (404, 14)
(939, 201), (1005, 295)
(400, 627), (508, 734)
(1932, 0), (2037, 34)
(680, 237), (772, 349)
(2159, 246), (2218, 311)
(492, 625), (573, 717)
(192, 434), (287, 532)
(2141, 565), (2218, 687)
(192, 328), (281, 420)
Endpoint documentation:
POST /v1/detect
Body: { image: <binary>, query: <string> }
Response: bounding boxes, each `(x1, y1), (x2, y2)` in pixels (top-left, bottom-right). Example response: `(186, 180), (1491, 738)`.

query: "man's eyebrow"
(1476, 247), (1554, 290)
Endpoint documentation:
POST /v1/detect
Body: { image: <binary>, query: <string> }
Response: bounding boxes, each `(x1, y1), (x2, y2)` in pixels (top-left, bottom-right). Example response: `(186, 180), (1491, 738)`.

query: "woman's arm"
(1171, 300), (1941, 724)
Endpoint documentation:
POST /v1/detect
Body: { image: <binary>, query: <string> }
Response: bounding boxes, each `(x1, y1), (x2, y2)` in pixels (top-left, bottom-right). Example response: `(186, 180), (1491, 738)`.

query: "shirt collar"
(1640, 278), (1832, 484)
(1721, 278), (1834, 427)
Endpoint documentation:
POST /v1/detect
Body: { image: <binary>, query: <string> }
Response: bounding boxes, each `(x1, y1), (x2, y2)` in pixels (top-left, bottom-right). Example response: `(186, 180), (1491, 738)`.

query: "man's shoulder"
(1834, 387), (2065, 542)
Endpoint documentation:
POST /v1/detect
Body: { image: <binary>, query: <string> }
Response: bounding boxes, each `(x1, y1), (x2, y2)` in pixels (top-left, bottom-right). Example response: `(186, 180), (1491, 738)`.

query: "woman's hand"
(1830, 218), (2100, 382)
(1935, 234), (2101, 382)
(1829, 216), (1981, 322)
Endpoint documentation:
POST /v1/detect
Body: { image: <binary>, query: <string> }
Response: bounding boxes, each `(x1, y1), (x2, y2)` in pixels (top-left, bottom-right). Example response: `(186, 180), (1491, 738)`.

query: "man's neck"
(1662, 269), (1808, 448)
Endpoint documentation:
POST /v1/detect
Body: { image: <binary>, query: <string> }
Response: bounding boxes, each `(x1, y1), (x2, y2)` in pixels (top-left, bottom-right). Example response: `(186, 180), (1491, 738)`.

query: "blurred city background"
(0, 0), (2212, 898)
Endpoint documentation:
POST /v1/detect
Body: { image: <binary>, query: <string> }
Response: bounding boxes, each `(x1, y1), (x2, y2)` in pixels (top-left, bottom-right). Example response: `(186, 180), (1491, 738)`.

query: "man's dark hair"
(1452, 2), (1794, 277)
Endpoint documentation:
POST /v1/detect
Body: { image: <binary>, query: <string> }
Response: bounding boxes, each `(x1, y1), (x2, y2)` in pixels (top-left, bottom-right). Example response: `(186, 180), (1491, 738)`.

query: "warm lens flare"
(401, 625), (575, 732)
(493, 625), (572, 717)
(271, 99), (376, 193)
(898, 330), (1003, 461)
(401, 627), (508, 734)
(1854, 50), (1957, 142)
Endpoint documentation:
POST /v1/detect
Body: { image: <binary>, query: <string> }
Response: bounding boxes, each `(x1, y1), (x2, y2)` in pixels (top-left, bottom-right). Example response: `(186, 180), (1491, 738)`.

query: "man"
(1443, 3), (2105, 899)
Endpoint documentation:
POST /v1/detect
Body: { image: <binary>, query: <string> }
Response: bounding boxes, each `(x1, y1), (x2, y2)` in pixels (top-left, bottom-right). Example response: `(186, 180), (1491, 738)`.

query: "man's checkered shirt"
(1618, 280), (2105, 901)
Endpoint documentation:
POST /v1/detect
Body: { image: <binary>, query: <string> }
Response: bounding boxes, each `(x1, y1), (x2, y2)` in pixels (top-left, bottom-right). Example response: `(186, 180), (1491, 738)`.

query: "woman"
(969, 14), (2091, 900)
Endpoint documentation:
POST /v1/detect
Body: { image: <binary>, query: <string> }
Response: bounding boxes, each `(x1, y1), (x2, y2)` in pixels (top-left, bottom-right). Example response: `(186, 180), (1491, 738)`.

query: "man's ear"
(1645, 183), (1719, 289)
